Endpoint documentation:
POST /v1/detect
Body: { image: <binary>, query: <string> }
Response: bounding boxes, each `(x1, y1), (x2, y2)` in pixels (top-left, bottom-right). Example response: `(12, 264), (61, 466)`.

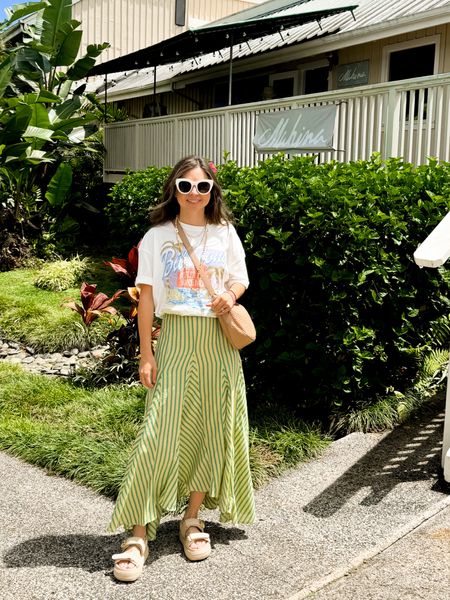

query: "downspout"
(228, 33), (234, 106)
(153, 66), (157, 116)
(104, 73), (108, 122)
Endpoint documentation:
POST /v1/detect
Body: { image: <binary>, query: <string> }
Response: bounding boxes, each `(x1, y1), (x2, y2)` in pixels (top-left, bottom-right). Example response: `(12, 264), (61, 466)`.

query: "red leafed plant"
(64, 282), (123, 326)
(124, 286), (162, 345)
(104, 246), (139, 285)
(120, 286), (140, 319)
(105, 286), (161, 359)
(65, 249), (161, 385)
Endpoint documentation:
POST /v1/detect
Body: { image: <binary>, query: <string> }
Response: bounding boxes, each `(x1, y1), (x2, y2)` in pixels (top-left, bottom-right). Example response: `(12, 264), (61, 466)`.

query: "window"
(272, 77), (295, 98)
(269, 71), (299, 99)
(214, 74), (269, 107)
(382, 36), (440, 121)
(299, 59), (330, 95)
(389, 44), (435, 81)
(382, 36), (440, 82)
(304, 66), (329, 94)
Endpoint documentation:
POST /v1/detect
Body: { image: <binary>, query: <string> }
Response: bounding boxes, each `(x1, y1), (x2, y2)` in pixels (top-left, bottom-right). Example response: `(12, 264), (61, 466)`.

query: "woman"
(110, 155), (255, 582)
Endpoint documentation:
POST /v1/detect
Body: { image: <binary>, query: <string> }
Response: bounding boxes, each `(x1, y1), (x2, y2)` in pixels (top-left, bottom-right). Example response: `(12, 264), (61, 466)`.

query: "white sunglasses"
(175, 178), (213, 195)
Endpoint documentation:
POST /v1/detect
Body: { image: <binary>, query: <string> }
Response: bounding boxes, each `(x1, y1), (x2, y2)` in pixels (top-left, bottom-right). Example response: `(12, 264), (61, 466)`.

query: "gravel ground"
(295, 499), (450, 600)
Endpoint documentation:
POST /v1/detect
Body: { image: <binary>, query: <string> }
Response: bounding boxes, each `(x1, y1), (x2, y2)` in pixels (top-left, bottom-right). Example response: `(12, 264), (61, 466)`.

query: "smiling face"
(175, 166), (212, 225)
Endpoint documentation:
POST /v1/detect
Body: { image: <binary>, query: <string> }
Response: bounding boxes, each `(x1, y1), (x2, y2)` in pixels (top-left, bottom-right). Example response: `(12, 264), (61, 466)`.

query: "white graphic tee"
(136, 221), (249, 318)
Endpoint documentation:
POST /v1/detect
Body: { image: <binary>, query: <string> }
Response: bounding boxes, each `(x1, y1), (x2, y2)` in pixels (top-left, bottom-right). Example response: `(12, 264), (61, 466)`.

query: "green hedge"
(106, 155), (450, 421)
(106, 165), (171, 251)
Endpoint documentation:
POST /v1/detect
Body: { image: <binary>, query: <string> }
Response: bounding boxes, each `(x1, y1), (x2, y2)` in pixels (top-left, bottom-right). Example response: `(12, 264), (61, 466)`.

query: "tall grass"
(0, 363), (330, 496)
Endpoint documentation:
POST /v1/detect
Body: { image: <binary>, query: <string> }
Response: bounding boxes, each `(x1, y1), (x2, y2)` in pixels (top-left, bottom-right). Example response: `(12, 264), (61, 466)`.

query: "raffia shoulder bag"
(175, 221), (256, 350)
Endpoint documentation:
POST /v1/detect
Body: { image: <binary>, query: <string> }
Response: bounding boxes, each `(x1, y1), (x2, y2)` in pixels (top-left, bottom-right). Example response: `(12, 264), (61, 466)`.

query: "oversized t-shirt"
(136, 220), (249, 318)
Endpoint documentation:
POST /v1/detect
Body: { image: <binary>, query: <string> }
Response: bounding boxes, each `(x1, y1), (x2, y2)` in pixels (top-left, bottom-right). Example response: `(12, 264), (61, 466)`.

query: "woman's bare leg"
(183, 491), (207, 550)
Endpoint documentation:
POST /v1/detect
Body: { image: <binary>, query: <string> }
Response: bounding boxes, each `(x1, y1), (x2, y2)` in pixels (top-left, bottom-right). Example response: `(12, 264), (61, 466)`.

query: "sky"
(0, 1), (38, 20)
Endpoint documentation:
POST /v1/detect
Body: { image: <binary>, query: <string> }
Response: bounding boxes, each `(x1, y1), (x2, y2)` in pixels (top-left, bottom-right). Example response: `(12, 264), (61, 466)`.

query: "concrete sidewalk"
(0, 398), (449, 600)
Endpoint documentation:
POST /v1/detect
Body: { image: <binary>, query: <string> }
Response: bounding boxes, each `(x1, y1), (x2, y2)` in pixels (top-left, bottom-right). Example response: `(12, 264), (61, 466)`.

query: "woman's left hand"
(209, 292), (234, 315)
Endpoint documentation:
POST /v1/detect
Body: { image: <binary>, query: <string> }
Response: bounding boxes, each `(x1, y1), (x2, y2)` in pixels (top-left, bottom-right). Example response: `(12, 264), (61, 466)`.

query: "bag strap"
(175, 219), (216, 298)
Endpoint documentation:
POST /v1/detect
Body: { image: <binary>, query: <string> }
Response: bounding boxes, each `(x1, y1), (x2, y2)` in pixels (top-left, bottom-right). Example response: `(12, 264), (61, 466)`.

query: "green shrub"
(107, 155), (450, 422)
(105, 165), (171, 251)
(34, 256), (94, 291)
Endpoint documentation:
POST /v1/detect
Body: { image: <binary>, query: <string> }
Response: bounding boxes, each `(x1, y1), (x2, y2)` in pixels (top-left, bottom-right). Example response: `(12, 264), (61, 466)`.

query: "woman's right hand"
(139, 353), (157, 388)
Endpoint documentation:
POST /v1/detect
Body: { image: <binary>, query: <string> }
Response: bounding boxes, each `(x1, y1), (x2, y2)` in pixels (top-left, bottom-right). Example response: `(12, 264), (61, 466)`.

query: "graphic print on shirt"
(160, 241), (225, 314)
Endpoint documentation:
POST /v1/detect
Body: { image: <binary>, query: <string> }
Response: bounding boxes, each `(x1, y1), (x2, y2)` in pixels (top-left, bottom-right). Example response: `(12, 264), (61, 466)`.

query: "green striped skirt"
(108, 314), (255, 540)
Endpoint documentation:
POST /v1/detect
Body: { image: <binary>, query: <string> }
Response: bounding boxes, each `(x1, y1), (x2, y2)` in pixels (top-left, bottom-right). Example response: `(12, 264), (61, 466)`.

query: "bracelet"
(226, 289), (237, 305)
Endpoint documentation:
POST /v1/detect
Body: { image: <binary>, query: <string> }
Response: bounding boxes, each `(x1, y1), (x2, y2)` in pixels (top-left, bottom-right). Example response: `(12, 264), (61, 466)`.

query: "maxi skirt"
(108, 314), (256, 540)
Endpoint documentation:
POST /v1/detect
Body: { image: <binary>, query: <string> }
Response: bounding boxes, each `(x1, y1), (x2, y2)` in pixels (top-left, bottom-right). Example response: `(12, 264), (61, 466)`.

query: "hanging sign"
(253, 104), (337, 153)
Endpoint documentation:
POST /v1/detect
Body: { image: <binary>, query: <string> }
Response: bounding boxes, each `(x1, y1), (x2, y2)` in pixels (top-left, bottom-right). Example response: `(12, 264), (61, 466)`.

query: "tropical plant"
(66, 243), (163, 387)
(58, 96), (130, 253)
(83, 286), (142, 386)
(104, 246), (139, 286)
(105, 165), (171, 253)
(0, 0), (109, 258)
(64, 282), (122, 326)
(64, 281), (122, 349)
(68, 281), (161, 387)
(34, 255), (93, 290)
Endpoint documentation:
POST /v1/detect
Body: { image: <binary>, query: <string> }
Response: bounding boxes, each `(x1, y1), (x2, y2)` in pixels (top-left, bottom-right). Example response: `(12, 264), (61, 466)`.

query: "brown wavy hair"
(149, 155), (233, 226)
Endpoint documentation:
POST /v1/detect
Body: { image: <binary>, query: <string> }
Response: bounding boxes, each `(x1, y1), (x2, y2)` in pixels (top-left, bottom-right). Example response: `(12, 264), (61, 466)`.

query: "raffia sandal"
(112, 536), (149, 582)
(179, 518), (211, 561)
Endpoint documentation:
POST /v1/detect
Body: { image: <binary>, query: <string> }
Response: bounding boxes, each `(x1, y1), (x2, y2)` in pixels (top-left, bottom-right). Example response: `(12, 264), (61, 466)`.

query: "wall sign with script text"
(336, 60), (370, 89)
(253, 105), (337, 153)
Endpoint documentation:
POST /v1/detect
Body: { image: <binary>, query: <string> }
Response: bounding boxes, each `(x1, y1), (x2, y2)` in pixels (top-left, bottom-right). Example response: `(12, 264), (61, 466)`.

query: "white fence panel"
(104, 122), (139, 173)
(178, 113), (227, 165)
(138, 119), (176, 169)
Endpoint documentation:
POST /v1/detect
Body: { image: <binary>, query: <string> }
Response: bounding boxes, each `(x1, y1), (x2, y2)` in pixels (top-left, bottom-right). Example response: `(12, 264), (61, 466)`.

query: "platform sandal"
(112, 536), (149, 582)
(179, 518), (211, 561)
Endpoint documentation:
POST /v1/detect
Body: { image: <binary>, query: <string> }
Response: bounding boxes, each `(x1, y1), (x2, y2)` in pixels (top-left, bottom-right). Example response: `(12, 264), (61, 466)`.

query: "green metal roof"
(88, 1), (358, 76)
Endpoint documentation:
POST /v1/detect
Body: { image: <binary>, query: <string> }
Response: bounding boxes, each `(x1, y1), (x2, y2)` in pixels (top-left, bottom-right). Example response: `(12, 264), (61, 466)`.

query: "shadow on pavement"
(304, 397), (449, 518)
(2, 521), (247, 572)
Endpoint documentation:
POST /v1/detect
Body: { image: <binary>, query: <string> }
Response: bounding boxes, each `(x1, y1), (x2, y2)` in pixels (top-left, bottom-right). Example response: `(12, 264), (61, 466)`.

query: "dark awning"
(88, 2), (358, 76)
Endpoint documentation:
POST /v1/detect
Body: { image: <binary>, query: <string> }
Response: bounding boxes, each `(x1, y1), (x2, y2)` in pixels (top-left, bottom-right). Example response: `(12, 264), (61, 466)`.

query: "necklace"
(174, 216), (208, 273)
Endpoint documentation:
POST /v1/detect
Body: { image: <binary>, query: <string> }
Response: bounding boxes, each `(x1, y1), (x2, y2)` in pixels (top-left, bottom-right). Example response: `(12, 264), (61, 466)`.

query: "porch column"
(384, 87), (401, 158)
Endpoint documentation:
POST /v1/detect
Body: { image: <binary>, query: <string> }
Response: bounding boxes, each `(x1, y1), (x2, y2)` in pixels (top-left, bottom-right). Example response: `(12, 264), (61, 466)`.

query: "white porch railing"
(103, 72), (450, 182)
